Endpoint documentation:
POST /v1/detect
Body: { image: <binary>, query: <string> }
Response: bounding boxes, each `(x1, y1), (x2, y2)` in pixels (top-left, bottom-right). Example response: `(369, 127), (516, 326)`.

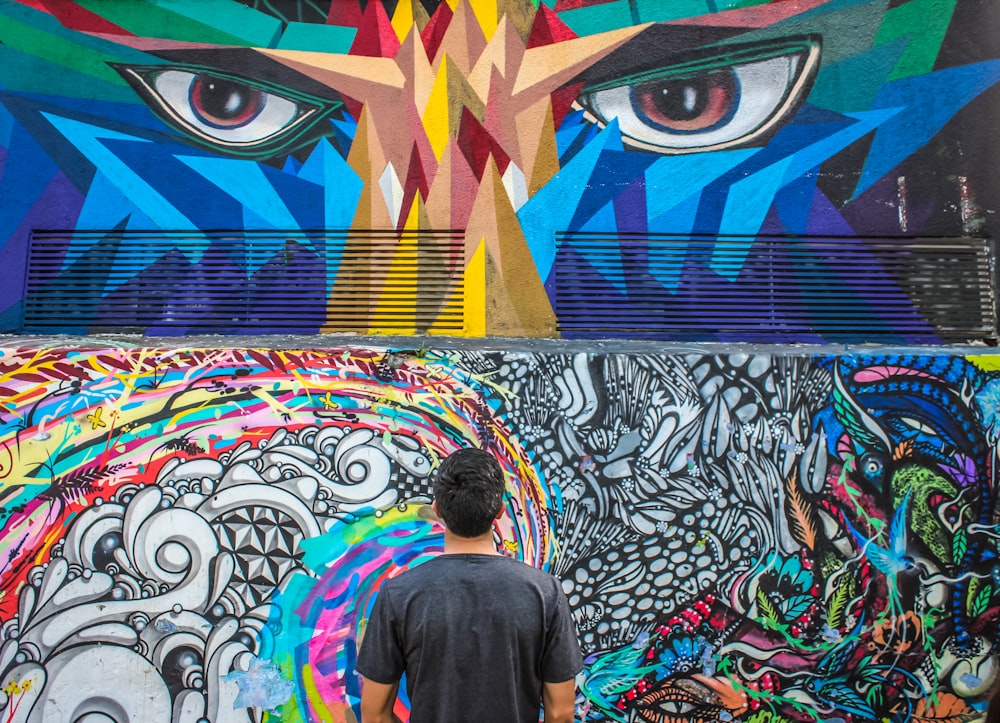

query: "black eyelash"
(579, 36), (821, 95)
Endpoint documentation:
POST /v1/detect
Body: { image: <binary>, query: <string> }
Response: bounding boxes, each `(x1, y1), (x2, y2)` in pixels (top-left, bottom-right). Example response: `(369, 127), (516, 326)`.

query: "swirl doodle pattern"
(0, 345), (996, 722)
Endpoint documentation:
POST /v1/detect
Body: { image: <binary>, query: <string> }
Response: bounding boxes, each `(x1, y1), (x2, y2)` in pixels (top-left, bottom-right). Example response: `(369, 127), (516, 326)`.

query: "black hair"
(986, 675), (1000, 723)
(432, 447), (506, 538)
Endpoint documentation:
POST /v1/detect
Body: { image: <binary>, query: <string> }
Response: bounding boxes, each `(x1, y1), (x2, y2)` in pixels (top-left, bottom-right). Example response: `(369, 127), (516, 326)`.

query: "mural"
(0, 342), (998, 721)
(0, 0), (998, 339)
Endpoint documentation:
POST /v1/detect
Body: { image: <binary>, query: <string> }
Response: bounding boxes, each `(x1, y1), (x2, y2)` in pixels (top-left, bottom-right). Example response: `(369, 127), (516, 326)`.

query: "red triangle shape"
(458, 108), (510, 180)
(420, 1), (454, 63)
(407, 142), (431, 203)
(527, 3), (578, 48)
(326, 1), (365, 29)
(395, 143), (432, 229)
(349, 0), (401, 58)
(551, 81), (584, 127)
(38, 0), (134, 35)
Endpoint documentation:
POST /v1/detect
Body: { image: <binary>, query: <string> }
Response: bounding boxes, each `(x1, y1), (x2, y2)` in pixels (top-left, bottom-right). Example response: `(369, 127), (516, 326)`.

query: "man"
(356, 447), (583, 722)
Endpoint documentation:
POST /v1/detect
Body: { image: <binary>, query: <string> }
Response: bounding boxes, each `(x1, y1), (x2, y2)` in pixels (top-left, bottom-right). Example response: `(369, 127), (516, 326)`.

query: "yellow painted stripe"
(423, 59), (451, 162)
(464, 238), (486, 336)
(469, 0), (498, 40)
(390, 0), (415, 43)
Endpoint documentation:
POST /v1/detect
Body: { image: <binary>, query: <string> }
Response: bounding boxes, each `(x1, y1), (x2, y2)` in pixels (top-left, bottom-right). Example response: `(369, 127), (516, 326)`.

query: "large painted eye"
(116, 65), (342, 156)
(577, 38), (820, 154)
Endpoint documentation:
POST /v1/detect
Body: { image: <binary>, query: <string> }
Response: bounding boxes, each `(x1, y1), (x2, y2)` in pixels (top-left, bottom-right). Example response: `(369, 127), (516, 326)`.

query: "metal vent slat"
(554, 233), (996, 342)
(24, 230), (466, 334)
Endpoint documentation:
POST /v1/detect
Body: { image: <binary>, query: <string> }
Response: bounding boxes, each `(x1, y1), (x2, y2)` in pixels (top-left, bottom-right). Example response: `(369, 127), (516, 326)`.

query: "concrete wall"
(0, 339), (998, 721)
(0, 0), (998, 339)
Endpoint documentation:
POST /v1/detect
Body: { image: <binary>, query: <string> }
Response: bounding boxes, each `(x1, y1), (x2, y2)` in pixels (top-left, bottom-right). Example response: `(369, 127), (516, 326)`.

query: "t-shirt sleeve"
(355, 585), (405, 684)
(541, 578), (585, 683)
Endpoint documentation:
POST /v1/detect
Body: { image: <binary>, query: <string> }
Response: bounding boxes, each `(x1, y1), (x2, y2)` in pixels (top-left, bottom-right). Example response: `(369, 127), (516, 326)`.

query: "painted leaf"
(821, 683), (875, 719)
(784, 594), (813, 620)
(826, 578), (851, 630)
(969, 582), (991, 617)
(757, 589), (781, 624)
(912, 692), (975, 723)
(784, 469), (818, 550)
(953, 528), (968, 564)
(247, 350), (275, 370)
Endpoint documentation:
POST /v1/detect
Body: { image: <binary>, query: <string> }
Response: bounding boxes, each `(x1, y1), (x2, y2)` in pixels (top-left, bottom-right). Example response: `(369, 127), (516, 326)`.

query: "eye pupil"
(632, 69), (737, 134)
(189, 74), (264, 128)
(654, 80), (708, 121)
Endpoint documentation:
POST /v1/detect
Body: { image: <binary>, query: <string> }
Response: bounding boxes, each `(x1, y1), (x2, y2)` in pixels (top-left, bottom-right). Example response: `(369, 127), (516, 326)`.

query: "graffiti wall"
(0, 0), (998, 340)
(0, 341), (997, 721)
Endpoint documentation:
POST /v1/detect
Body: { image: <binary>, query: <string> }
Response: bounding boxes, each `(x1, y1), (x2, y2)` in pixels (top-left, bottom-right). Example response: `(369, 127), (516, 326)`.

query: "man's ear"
(494, 507), (503, 520)
(431, 500), (442, 521)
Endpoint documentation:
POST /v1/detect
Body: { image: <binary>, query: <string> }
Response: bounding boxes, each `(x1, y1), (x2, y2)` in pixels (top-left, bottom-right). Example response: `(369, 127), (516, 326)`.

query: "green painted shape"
(0, 45), (139, 102)
(276, 22), (357, 53)
(874, 0), (958, 80)
(719, 0), (890, 69)
(558, 0), (635, 35)
(148, 0), (282, 46)
(72, 0), (281, 47)
(891, 464), (958, 567)
(0, 7), (150, 89)
(808, 39), (906, 112)
(634, 0), (713, 23)
(584, 37), (816, 91)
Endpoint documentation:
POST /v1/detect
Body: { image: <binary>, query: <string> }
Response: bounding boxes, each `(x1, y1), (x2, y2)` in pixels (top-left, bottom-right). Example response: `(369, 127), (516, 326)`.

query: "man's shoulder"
(379, 554), (451, 590)
(495, 556), (562, 584)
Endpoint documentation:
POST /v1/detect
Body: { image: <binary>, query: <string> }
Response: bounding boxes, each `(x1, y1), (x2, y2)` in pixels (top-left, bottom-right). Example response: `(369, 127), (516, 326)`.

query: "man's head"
(432, 448), (506, 538)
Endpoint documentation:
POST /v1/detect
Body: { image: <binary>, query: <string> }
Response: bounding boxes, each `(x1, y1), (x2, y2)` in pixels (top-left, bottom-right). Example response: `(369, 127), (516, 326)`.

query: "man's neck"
(442, 529), (501, 556)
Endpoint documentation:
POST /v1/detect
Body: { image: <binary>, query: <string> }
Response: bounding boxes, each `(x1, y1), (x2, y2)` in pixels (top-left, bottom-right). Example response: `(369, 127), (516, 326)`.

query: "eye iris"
(189, 74), (265, 128)
(633, 70), (737, 133)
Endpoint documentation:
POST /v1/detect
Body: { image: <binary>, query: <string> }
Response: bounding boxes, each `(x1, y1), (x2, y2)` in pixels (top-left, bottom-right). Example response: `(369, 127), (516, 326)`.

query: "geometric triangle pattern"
(0, 0), (997, 343)
(217, 506), (306, 606)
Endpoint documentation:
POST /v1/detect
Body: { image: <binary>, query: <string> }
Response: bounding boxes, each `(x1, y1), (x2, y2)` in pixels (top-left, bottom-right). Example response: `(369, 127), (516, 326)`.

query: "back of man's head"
(433, 448), (505, 538)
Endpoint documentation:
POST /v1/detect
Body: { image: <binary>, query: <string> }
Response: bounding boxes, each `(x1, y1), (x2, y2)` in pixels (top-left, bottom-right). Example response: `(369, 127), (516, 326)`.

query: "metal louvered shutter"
(553, 233), (996, 343)
(24, 230), (466, 335)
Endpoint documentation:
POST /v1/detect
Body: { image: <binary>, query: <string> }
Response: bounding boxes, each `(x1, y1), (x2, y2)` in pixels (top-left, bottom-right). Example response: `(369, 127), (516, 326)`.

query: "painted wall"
(0, 341), (998, 721)
(0, 0), (998, 339)
(2, 1), (1000, 720)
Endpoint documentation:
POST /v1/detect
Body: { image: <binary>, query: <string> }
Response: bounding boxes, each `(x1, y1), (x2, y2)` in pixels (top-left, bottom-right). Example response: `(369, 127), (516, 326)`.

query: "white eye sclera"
(153, 69), (307, 144)
(578, 41), (820, 154)
(118, 66), (330, 153)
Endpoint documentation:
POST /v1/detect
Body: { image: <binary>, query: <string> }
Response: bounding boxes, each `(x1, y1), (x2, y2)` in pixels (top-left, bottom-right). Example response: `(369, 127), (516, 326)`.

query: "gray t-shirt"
(355, 553), (584, 723)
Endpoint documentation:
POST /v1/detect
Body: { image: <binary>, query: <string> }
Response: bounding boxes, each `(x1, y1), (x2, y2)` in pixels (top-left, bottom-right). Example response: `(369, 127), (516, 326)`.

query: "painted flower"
(758, 553), (815, 621)
(656, 636), (711, 677)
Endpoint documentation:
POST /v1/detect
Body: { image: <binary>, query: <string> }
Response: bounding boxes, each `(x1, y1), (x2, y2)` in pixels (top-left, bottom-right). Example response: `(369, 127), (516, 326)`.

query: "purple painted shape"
(806, 188), (859, 236)
(553, 224), (944, 344)
(0, 171), (84, 320)
(841, 173), (904, 236)
(900, 196), (942, 235)
(613, 177), (648, 236)
(758, 205), (785, 236)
